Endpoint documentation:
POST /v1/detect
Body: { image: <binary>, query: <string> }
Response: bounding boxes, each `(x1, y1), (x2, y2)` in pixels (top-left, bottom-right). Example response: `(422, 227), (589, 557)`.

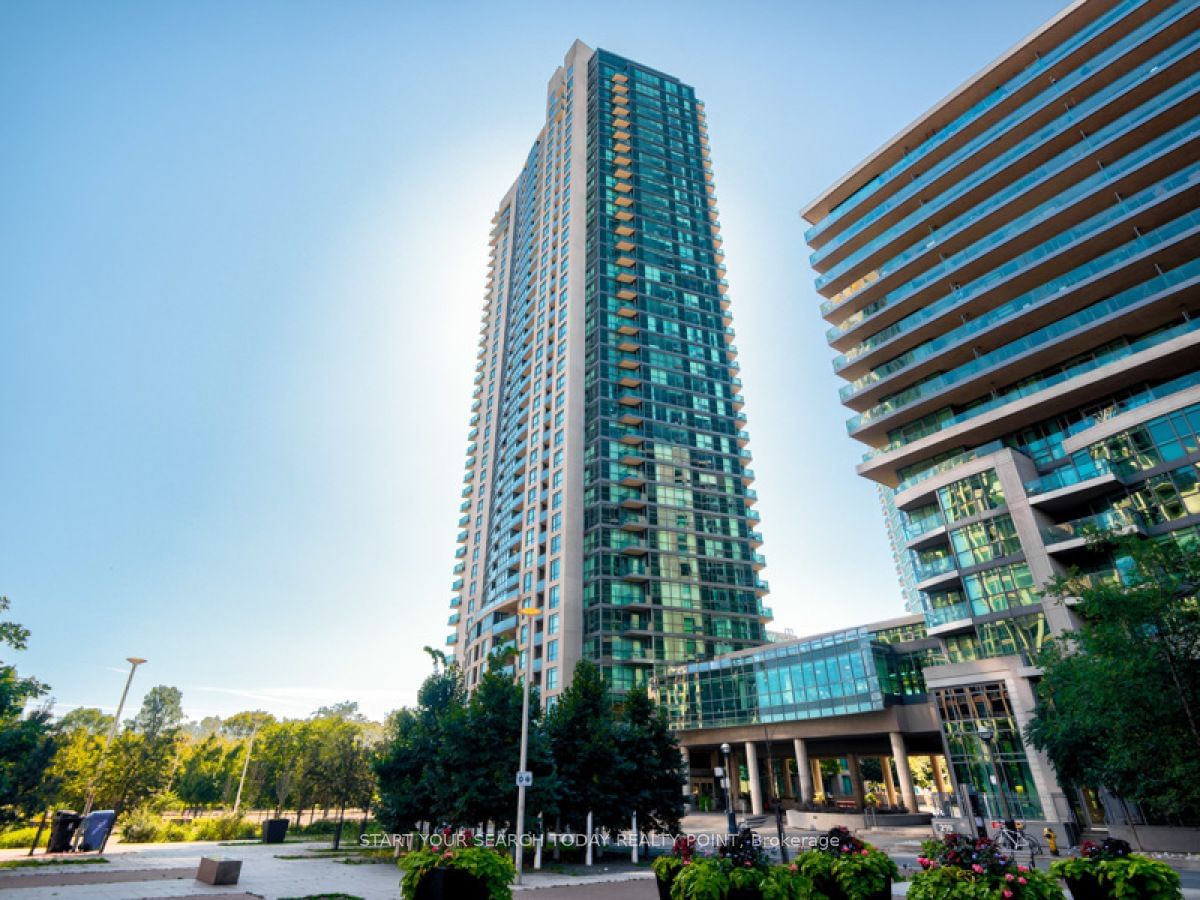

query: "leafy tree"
(312, 701), (368, 723)
(174, 734), (238, 813)
(57, 707), (114, 736)
(545, 660), (626, 832)
(1027, 532), (1200, 821)
(101, 686), (185, 815)
(0, 597), (59, 824)
(131, 686), (184, 742)
(615, 687), (686, 836)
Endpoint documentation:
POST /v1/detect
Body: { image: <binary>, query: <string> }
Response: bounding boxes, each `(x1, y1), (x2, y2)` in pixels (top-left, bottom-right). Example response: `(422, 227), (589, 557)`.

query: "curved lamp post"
(720, 742), (736, 834)
(82, 657), (146, 817)
(513, 606), (541, 885)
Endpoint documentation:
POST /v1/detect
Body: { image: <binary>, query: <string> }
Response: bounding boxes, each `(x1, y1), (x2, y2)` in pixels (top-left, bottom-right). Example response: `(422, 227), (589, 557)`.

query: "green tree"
(57, 707), (113, 736)
(1027, 532), (1200, 821)
(0, 597), (59, 824)
(616, 687), (685, 836)
(100, 686), (185, 815)
(174, 734), (236, 813)
(545, 660), (626, 832)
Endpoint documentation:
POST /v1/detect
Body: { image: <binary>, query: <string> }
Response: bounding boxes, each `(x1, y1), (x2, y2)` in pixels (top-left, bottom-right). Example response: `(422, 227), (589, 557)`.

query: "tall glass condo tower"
(448, 42), (770, 703)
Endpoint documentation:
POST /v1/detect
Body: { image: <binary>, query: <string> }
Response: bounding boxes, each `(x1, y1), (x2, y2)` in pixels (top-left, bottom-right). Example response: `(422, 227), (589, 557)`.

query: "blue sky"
(0, 0), (1066, 722)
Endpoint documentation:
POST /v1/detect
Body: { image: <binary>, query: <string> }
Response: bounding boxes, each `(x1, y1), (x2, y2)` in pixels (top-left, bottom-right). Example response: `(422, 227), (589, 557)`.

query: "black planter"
(1063, 873), (1110, 900)
(728, 888), (764, 900)
(413, 867), (490, 900)
(261, 818), (289, 844)
(655, 874), (673, 900)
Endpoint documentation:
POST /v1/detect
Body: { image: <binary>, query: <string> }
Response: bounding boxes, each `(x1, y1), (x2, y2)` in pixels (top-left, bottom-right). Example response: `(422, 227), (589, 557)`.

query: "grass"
(0, 857), (109, 869)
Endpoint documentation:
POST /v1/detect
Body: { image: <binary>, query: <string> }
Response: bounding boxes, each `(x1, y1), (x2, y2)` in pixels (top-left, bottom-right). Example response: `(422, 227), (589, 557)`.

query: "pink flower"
(1018, 865), (1028, 873)
(1019, 877), (1027, 885)
(1006, 873), (1014, 881)
(1003, 892), (1013, 899)
(788, 864), (798, 872)
(861, 849), (869, 856)
(841, 845), (850, 853)
(972, 863), (983, 873)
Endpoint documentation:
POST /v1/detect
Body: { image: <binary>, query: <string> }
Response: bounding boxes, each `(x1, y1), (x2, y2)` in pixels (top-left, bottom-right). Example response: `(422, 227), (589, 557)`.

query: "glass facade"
(448, 43), (768, 700)
(656, 623), (929, 731)
(803, 0), (1200, 824)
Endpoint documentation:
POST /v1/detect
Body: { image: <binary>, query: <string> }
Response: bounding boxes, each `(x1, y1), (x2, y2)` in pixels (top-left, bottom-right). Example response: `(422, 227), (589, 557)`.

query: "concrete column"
(882, 755), (897, 806)
(680, 747), (692, 807)
(810, 757), (823, 800)
(890, 732), (917, 812)
(793, 738), (812, 805)
(744, 741), (763, 815)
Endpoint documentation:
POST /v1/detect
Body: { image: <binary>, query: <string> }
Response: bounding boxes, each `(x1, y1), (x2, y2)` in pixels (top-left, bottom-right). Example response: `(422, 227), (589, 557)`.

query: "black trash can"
(47, 810), (82, 853)
(262, 818), (289, 844)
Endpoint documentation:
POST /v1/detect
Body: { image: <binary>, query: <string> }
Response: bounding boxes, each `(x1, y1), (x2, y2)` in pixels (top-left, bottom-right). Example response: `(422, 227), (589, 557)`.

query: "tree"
(131, 686), (184, 742)
(174, 734), (236, 813)
(0, 597), (59, 824)
(57, 708), (113, 736)
(312, 701), (368, 723)
(101, 686), (186, 815)
(615, 687), (686, 836)
(1027, 532), (1200, 822)
(545, 660), (626, 832)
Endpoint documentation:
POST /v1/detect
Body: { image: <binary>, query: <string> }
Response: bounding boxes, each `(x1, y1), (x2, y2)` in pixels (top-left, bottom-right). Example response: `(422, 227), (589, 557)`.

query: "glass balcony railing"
(828, 135), (1200, 345)
(861, 308), (1200, 460)
(902, 509), (945, 542)
(1042, 507), (1142, 544)
(914, 555), (957, 582)
(923, 600), (973, 630)
(1064, 368), (1200, 441)
(894, 441), (1006, 494)
(812, 3), (1195, 274)
(836, 206), (1200, 381)
(847, 252), (1200, 433)
(1024, 457), (1116, 496)
(804, 0), (1151, 244)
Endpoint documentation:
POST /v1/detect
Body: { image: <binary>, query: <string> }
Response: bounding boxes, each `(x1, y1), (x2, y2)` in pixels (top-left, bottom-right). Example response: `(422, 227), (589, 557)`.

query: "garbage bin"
(77, 811), (116, 852)
(47, 811), (82, 853)
(262, 818), (289, 844)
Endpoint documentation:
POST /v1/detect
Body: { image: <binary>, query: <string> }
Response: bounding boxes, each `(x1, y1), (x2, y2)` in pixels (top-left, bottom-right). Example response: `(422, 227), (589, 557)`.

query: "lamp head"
(720, 742), (731, 755)
(127, 657), (147, 666)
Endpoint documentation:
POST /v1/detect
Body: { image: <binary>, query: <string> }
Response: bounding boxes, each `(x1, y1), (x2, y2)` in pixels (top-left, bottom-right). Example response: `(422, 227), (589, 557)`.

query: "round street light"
(719, 743), (736, 834)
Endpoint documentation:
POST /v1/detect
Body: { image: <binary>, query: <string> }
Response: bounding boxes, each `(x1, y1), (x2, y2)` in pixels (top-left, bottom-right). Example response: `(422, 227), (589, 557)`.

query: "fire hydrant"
(1043, 826), (1059, 856)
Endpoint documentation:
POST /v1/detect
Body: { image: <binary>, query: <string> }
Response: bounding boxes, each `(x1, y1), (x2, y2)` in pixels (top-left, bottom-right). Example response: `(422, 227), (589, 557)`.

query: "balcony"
(620, 515), (649, 532)
(617, 392), (642, 406)
(1025, 458), (1120, 510)
(923, 600), (974, 636)
(914, 555), (958, 591)
(616, 305), (638, 318)
(618, 412), (642, 426)
(1043, 507), (1145, 553)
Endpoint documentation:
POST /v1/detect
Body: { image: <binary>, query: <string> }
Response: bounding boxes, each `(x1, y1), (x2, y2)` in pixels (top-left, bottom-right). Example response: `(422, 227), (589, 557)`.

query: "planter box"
(195, 857), (241, 885)
(729, 888), (764, 900)
(413, 867), (490, 900)
(655, 874), (673, 900)
(1063, 873), (1109, 900)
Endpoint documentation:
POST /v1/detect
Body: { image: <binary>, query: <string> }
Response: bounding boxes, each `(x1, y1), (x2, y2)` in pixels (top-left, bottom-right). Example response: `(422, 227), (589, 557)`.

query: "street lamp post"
(720, 742), (736, 834)
(513, 606), (541, 886)
(977, 726), (1013, 826)
(231, 721), (261, 817)
(82, 657), (146, 817)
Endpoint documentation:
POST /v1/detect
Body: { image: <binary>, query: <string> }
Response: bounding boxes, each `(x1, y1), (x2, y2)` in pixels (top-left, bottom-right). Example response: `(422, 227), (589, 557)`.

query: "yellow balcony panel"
(616, 289), (637, 301)
(620, 497), (648, 511)
(616, 255), (635, 267)
(618, 394), (642, 407)
(620, 516), (648, 532)
(715, 250), (725, 264)
(616, 306), (638, 318)
(615, 240), (635, 252)
(615, 210), (635, 222)
(616, 338), (639, 351)
(619, 412), (643, 425)
(615, 271), (636, 284)
(618, 452), (643, 466)
(718, 282), (729, 295)
(612, 93), (629, 105)
(614, 182), (632, 193)
(612, 82), (628, 93)
(613, 130), (631, 141)
(618, 433), (644, 445)
(618, 375), (640, 389)
(614, 155), (632, 167)
(614, 143), (631, 154)
(620, 544), (648, 556)
(614, 118), (631, 129)
(615, 224), (635, 236)
(611, 72), (628, 83)
(732, 395), (745, 410)
(615, 168), (633, 180)
(614, 196), (634, 208)
(617, 358), (641, 370)
(617, 323), (639, 336)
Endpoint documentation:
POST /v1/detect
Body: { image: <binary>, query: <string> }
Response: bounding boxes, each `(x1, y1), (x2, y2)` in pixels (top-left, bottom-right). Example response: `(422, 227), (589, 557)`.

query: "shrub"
(1051, 838), (1181, 899)
(399, 845), (516, 900)
(669, 857), (730, 900)
(0, 826), (46, 850)
(794, 827), (900, 899)
(119, 809), (164, 843)
(910, 833), (1063, 900)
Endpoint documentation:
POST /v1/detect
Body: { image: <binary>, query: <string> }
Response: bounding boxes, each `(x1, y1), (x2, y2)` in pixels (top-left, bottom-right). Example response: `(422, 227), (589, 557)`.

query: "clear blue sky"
(0, 0), (1066, 722)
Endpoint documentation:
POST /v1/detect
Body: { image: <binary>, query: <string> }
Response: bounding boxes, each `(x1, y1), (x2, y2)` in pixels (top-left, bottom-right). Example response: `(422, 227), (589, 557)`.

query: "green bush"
(119, 809), (163, 843)
(399, 846), (516, 900)
(0, 826), (46, 850)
